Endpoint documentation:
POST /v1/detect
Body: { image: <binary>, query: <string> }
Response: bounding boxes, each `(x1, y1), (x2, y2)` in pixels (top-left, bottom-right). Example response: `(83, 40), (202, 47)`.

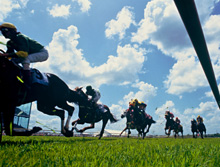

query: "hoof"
(78, 129), (84, 133)
(63, 130), (73, 137)
(32, 126), (42, 133)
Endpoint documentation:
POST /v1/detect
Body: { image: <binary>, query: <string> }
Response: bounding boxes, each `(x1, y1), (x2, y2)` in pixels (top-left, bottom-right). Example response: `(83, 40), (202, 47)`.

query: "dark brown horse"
(173, 122), (183, 138)
(197, 121), (206, 139)
(164, 115), (175, 137)
(0, 52), (77, 141)
(71, 87), (118, 139)
(120, 109), (156, 138)
(191, 119), (198, 138)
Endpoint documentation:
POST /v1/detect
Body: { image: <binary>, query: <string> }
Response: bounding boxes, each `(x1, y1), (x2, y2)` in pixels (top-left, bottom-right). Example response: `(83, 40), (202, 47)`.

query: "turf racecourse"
(0, 136), (220, 167)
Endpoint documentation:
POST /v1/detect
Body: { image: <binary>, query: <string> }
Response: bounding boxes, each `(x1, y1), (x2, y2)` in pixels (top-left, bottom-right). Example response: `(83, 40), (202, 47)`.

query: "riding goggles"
(0, 27), (9, 33)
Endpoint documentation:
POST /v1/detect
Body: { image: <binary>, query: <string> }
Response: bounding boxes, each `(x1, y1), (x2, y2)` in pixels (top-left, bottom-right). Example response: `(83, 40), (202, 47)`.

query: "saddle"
(81, 103), (105, 119)
(30, 69), (49, 86)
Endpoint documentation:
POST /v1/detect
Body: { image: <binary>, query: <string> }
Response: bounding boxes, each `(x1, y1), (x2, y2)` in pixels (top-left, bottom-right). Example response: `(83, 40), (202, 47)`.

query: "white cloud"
(48, 4), (71, 18)
(117, 80), (158, 108)
(0, 0), (26, 22)
(184, 101), (218, 115)
(72, 0), (91, 12)
(105, 6), (136, 39)
(164, 56), (209, 95)
(35, 25), (146, 89)
(132, 0), (220, 96)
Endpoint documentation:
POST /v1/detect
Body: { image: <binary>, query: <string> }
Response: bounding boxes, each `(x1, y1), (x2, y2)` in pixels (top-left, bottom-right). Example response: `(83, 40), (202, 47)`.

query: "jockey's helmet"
(165, 110), (170, 115)
(86, 85), (92, 91)
(86, 85), (92, 94)
(0, 22), (17, 31)
(197, 115), (200, 118)
(139, 101), (147, 107)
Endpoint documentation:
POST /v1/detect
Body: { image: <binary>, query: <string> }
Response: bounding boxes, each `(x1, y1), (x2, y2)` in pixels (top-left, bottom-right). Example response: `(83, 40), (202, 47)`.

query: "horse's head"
(74, 87), (88, 98)
(73, 86), (90, 106)
(121, 110), (127, 119)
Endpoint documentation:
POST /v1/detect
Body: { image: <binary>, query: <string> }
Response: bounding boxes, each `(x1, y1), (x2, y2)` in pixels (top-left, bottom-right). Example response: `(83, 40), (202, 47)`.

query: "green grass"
(0, 136), (220, 167)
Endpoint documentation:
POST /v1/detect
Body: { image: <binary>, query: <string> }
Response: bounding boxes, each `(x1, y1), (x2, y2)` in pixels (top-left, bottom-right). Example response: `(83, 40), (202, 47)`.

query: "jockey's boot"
(23, 70), (32, 89)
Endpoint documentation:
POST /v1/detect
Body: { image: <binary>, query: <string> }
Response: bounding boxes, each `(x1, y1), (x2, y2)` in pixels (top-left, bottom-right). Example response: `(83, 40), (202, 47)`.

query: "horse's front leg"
(145, 124), (152, 134)
(165, 128), (168, 135)
(127, 128), (131, 138)
(120, 127), (127, 136)
(37, 103), (66, 134)
(58, 103), (75, 131)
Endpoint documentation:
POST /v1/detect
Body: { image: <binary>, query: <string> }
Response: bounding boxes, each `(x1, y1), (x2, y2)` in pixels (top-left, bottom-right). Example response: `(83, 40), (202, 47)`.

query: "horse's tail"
(104, 105), (118, 123)
(151, 119), (156, 124)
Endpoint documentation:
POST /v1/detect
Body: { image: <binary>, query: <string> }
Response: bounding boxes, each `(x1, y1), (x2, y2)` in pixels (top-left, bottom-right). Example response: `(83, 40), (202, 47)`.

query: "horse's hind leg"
(78, 123), (95, 133)
(99, 118), (108, 139)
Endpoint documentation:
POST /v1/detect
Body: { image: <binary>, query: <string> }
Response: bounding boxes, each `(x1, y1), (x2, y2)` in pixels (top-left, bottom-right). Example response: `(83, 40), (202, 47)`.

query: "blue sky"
(1, 0), (220, 135)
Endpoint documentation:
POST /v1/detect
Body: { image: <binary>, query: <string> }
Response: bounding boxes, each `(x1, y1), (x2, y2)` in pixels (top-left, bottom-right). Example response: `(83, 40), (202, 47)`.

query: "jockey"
(196, 115), (203, 124)
(165, 110), (174, 129)
(191, 118), (197, 126)
(139, 101), (148, 119)
(129, 99), (141, 111)
(175, 117), (181, 124)
(0, 22), (49, 87)
(139, 101), (147, 112)
(125, 103), (135, 126)
(165, 110), (174, 120)
(86, 85), (101, 108)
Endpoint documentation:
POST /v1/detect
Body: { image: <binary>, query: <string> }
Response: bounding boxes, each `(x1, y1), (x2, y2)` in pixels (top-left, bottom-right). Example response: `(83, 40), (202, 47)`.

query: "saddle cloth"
(31, 68), (49, 86)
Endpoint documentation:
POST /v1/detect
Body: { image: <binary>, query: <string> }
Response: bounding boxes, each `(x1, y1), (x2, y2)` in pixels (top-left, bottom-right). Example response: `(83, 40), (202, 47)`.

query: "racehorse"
(71, 87), (118, 139)
(197, 121), (206, 139)
(120, 109), (156, 138)
(191, 119), (198, 138)
(173, 122), (183, 138)
(164, 114), (174, 137)
(0, 51), (76, 139)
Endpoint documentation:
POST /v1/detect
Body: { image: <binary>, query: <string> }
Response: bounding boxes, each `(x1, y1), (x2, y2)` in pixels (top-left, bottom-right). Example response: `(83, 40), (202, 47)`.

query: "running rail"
(174, 0), (220, 109)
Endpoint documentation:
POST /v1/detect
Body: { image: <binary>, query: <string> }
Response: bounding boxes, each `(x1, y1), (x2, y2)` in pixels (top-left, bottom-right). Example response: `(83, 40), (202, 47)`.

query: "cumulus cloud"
(35, 25), (146, 89)
(132, 0), (220, 96)
(105, 6), (136, 39)
(121, 81), (158, 106)
(48, 4), (71, 18)
(72, 0), (91, 12)
(0, 0), (28, 22)
(164, 56), (208, 95)
(184, 101), (218, 115)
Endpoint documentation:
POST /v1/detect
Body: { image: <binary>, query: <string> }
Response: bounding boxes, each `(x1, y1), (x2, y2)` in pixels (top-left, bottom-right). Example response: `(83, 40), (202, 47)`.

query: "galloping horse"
(120, 109), (156, 138)
(173, 122), (183, 138)
(0, 52), (76, 139)
(191, 119), (198, 138)
(164, 115), (174, 137)
(71, 87), (118, 139)
(197, 121), (206, 139)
